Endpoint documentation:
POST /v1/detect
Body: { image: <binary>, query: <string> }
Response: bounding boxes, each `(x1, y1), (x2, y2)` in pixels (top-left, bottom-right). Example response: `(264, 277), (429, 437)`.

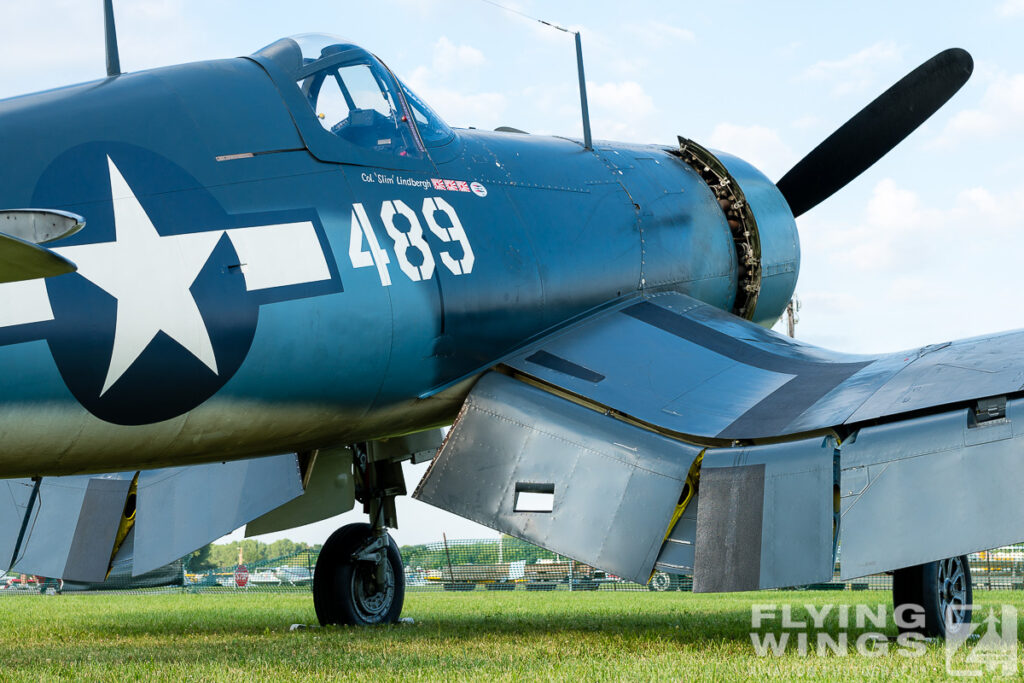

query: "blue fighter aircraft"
(0, 7), (1008, 638)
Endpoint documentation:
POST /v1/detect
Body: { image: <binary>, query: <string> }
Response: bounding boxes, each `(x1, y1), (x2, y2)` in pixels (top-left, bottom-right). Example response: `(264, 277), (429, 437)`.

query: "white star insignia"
(0, 156), (334, 400)
(54, 158), (221, 395)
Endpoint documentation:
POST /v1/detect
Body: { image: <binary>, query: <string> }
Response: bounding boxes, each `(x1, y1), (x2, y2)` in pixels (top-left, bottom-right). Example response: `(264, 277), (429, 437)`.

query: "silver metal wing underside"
(417, 291), (1024, 589)
(0, 454), (304, 582)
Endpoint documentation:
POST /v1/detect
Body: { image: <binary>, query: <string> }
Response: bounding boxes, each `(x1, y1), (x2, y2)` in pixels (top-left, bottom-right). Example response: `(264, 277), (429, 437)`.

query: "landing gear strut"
(892, 555), (972, 638)
(313, 443), (406, 626)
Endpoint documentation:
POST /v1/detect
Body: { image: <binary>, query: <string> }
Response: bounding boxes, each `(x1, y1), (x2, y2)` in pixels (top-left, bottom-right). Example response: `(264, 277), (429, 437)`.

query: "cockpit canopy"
(251, 35), (454, 167)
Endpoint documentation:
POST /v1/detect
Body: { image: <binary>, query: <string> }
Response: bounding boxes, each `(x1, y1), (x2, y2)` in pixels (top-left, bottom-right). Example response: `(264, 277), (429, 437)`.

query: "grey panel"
(848, 336), (1024, 423)
(11, 477), (90, 577)
(693, 437), (834, 592)
(0, 479), (34, 570)
(245, 448), (354, 537)
(498, 291), (1024, 442)
(621, 302), (870, 438)
(414, 372), (698, 584)
(502, 292), (880, 440)
(133, 454), (303, 575)
(655, 494), (699, 573)
(2, 456), (302, 581)
(62, 478), (132, 582)
(840, 398), (1024, 579)
(10, 474), (132, 579)
(368, 428), (446, 464)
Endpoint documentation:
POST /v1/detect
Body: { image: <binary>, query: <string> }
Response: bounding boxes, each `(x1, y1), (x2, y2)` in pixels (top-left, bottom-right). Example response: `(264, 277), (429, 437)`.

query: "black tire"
(314, 523), (405, 626)
(892, 555), (972, 638)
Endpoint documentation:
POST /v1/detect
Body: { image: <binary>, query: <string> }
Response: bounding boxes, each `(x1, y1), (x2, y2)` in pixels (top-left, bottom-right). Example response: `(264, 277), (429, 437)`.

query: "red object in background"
(234, 565), (249, 588)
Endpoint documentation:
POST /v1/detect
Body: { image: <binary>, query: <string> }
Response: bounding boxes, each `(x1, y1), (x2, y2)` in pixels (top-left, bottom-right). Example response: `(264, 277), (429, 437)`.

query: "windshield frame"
(248, 37), (442, 170)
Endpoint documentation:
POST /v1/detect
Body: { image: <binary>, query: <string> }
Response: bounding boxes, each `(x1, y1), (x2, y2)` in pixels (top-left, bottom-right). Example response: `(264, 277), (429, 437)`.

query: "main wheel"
(314, 523), (405, 626)
(892, 555), (972, 638)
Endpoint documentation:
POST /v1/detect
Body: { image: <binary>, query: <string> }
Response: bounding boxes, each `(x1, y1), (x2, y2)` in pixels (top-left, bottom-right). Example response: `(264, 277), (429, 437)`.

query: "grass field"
(0, 589), (1020, 681)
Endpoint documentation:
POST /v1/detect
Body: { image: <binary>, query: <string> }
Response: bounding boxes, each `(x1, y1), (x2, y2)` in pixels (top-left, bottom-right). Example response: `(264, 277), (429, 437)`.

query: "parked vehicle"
(273, 566), (312, 585)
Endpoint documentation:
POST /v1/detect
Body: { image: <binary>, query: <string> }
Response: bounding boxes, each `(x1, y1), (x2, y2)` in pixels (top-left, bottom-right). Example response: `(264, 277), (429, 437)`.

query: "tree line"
(186, 535), (556, 571)
(186, 539), (322, 571)
(400, 536), (557, 570)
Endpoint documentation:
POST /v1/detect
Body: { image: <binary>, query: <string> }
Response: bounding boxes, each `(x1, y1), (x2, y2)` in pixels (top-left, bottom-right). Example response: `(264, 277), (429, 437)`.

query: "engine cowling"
(674, 138), (800, 327)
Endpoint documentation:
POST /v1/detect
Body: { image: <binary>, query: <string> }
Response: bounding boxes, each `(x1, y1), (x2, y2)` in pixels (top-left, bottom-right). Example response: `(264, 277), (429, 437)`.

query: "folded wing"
(1, 454), (303, 582)
(417, 292), (1024, 589)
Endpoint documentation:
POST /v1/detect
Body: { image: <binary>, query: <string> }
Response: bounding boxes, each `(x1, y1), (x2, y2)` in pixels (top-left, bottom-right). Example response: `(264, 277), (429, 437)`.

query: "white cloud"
(587, 80), (655, 118)
(403, 70), (507, 129)
(795, 173), (1024, 353)
(865, 178), (922, 230)
(430, 36), (485, 75)
(997, 0), (1024, 15)
(791, 115), (819, 130)
(931, 72), (1024, 146)
(802, 178), (932, 270)
(802, 41), (904, 96)
(958, 186), (1000, 216)
(625, 21), (695, 47)
(707, 123), (794, 178)
(122, 0), (185, 22)
(402, 37), (504, 128)
(886, 275), (943, 305)
(566, 80), (656, 142)
(0, 0), (204, 98)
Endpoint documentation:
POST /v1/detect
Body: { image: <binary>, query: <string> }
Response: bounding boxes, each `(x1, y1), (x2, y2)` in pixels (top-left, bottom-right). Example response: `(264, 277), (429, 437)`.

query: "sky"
(3, 0), (1024, 546)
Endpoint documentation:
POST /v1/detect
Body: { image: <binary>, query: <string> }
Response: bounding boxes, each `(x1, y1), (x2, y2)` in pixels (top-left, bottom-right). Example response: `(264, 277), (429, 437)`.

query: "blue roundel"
(16, 142), (341, 425)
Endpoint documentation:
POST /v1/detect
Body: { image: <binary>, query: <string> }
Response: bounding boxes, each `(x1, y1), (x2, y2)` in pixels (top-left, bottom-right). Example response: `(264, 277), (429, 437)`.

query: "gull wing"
(417, 292), (1024, 588)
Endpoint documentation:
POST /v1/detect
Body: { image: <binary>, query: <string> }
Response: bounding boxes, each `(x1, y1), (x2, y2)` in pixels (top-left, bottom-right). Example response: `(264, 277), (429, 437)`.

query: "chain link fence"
(2, 539), (1023, 595)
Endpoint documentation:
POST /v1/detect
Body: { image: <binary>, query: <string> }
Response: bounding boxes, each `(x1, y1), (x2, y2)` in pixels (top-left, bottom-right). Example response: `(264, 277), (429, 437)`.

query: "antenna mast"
(573, 31), (593, 150)
(103, 0), (121, 77)
(478, 1), (593, 149)
(537, 19), (593, 150)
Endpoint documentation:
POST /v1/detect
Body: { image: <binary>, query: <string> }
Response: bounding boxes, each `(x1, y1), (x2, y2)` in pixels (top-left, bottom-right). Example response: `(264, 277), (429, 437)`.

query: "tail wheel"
(314, 523), (405, 626)
(892, 555), (972, 638)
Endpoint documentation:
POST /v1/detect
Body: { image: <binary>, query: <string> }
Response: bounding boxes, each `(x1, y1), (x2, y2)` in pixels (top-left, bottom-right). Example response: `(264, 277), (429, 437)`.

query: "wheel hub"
(351, 556), (395, 622)
(938, 557), (968, 627)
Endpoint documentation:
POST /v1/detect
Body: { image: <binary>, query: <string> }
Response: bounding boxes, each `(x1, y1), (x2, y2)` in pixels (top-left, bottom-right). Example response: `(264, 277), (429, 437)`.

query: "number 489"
(349, 197), (475, 286)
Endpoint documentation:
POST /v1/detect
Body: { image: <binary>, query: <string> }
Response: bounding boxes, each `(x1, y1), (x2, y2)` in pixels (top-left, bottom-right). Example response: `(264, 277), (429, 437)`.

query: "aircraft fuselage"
(0, 54), (789, 477)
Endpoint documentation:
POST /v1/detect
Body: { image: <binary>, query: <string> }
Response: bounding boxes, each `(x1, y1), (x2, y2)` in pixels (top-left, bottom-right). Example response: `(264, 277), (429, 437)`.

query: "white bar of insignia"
(226, 222), (331, 291)
(0, 279), (55, 328)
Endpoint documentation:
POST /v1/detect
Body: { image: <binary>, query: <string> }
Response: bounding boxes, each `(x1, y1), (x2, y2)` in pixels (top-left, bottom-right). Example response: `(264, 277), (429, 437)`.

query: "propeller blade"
(776, 48), (973, 218)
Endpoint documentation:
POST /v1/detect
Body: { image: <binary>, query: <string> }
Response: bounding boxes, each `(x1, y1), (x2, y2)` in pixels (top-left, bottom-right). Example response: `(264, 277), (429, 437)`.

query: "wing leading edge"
(417, 292), (1024, 589)
(504, 291), (1024, 441)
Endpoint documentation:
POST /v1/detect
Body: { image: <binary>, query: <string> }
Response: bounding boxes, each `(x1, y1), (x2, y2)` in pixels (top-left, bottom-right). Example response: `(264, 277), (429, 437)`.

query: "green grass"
(0, 590), (1020, 681)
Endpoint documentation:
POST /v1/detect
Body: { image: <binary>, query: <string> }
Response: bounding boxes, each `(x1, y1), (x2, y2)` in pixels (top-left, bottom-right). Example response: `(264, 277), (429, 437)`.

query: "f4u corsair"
(0, 24), (1002, 637)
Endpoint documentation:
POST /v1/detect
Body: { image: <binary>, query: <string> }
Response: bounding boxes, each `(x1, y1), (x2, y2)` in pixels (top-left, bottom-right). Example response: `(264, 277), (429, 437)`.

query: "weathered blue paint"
(0, 37), (798, 477)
